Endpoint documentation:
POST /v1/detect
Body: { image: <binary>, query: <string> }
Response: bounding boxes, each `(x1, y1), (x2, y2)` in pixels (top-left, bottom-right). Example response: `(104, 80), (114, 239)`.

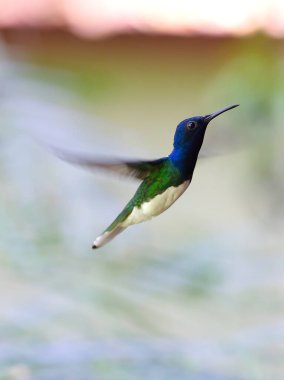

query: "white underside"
(93, 180), (190, 248)
(122, 180), (190, 227)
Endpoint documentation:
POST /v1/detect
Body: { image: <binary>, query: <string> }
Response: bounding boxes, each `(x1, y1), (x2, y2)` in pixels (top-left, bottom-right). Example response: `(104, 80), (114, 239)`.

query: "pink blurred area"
(0, 0), (283, 38)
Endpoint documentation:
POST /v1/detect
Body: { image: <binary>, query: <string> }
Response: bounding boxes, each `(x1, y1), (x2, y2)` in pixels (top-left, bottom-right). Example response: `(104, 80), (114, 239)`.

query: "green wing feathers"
(50, 146), (167, 180)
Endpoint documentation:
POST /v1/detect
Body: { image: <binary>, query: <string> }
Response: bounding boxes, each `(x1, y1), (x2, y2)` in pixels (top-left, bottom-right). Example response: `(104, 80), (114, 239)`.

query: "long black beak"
(204, 104), (239, 124)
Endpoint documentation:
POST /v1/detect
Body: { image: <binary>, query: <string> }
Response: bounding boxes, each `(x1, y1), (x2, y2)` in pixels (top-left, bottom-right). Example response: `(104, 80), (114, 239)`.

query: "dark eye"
(186, 121), (197, 130)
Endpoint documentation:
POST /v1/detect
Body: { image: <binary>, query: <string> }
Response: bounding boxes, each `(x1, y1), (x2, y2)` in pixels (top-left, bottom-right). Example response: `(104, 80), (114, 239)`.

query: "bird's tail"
(92, 225), (126, 249)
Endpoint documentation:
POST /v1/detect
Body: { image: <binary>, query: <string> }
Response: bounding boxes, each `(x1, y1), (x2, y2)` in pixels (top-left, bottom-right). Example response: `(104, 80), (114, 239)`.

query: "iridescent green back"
(106, 158), (183, 231)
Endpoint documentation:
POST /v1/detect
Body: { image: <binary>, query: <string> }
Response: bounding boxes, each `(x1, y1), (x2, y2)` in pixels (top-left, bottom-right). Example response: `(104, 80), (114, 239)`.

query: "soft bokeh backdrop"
(0, 23), (284, 380)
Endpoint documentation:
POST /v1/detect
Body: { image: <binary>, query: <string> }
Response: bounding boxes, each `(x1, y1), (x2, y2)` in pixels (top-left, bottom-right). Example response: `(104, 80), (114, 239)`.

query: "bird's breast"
(123, 180), (190, 227)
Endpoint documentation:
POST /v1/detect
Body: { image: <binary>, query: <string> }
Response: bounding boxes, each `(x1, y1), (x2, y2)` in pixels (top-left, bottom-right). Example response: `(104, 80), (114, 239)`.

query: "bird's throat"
(169, 145), (201, 179)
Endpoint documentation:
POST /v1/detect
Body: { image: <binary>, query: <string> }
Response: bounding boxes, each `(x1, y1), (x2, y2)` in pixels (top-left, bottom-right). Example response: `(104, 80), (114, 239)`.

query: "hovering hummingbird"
(54, 104), (239, 249)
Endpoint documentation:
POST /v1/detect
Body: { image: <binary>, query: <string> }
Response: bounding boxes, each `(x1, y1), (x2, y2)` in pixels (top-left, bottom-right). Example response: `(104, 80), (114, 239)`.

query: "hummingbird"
(53, 104), (239, 249)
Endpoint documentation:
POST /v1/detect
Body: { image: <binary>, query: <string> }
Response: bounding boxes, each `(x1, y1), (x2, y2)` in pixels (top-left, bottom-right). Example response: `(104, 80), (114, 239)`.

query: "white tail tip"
(92, 226), (126, 250)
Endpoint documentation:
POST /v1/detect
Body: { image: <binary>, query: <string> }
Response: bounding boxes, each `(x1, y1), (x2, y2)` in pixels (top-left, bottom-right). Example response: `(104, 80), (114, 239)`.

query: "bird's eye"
(186, 121), (197, 130)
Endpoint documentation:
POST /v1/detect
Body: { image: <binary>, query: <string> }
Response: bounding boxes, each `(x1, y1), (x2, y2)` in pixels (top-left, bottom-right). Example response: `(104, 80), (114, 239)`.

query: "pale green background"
(0, 32), (283, 379)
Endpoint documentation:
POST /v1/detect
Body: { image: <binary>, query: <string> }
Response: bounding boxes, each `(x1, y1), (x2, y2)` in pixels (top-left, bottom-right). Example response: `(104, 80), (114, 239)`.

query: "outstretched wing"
(50, 146), (167, 180)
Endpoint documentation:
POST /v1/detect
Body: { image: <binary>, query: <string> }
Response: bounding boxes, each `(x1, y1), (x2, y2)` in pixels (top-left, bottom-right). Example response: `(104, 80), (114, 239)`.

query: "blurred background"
(0, 1), (284, 379)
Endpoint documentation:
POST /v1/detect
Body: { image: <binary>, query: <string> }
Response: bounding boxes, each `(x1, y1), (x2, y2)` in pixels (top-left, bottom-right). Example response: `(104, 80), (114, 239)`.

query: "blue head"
(170, 104), (239, 176)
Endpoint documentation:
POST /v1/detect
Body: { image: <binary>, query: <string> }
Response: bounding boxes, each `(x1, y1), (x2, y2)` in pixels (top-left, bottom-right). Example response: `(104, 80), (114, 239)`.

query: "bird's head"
(173, 104), (239, 149)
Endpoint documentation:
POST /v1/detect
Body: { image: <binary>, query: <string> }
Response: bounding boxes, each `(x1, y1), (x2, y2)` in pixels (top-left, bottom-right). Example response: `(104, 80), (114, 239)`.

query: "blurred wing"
(51, 146), (166, 180)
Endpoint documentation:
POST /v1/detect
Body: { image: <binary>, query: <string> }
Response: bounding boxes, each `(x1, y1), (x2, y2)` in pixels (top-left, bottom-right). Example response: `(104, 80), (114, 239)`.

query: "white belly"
(122, 180), (190, 227)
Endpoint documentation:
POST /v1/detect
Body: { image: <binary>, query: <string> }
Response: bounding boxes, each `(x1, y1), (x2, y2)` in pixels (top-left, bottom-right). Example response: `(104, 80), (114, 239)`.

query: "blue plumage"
(53, 104), (239, 249)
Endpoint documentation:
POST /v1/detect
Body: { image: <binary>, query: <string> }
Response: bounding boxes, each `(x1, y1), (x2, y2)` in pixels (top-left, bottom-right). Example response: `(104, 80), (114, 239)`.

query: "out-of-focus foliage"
(0, 33), (283, 380)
